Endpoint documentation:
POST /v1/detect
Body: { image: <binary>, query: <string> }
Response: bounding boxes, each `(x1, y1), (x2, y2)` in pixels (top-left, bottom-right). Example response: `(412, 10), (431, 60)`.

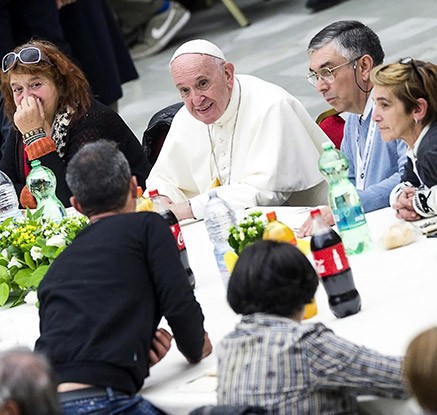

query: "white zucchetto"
(169, 39), (226, 64)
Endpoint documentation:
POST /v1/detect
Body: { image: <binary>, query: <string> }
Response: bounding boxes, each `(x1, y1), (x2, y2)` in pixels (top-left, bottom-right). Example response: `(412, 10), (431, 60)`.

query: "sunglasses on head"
(399, 57), (425, 88)
(2, 46), (53, 73)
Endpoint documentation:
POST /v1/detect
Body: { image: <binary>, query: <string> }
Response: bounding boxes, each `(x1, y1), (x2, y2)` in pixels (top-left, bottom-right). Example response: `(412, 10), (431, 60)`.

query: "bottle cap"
(310, 208), (321, 218)
(322, 141), (334, 150)
(148, 189), (159, 198)
(266, 211), (277, 221)
(30, 160), (41, 168)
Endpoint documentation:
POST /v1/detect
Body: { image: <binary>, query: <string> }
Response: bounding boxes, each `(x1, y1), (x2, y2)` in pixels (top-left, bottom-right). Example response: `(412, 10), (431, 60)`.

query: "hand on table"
(149, 328), (173, 367)
(393, 187), (421, 221)
(297, 205), (334, 238)
(14, 96), (48, 136)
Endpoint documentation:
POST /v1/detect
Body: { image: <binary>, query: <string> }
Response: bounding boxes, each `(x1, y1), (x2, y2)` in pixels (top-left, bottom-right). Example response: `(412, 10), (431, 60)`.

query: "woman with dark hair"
(371, 59), (437, 221)
(217, 240), (409, 414)
(0, 39), (150, 208)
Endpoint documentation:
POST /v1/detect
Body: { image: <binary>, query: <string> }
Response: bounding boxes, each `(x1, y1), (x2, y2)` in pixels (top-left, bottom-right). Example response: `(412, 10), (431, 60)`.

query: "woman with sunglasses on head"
(0, 40), (150, 208)
(371, 58), (437, 221)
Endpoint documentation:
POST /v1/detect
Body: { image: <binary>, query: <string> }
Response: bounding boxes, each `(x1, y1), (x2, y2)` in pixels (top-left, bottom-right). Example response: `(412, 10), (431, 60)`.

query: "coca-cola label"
(170, 223), (185, 251)
(312, 242), (350, 278)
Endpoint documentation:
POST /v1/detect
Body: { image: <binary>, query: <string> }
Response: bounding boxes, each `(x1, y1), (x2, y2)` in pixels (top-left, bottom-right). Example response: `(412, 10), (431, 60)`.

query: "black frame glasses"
(306, 56), (362, 87)
(2, 47), (53, 73)
(399, 57), (425, 87)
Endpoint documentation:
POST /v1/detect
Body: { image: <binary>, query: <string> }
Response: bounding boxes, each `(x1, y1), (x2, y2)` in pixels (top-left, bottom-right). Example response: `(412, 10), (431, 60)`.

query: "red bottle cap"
(310, 208), (321, 218)
(266, 211), (277, 221)
(148, 189), (159, 198)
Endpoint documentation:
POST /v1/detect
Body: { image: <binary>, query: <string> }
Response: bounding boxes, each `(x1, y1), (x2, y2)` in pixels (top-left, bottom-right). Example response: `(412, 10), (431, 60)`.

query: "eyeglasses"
(399, 57), (425, 88)
(2, 47), (53, 73)
(306, 57), (360, 87)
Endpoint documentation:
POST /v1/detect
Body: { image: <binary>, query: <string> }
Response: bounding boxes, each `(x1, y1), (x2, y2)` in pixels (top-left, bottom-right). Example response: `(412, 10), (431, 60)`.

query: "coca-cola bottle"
(148, 189), (195, 288)
(310, 208), (361, 318)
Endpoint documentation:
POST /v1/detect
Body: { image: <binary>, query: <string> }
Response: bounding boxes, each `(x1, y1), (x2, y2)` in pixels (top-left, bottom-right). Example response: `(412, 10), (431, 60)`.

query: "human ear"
(413, 97), (428, 122)
(70, 196), (84, 215)
(358, 54), (374, 82)
(224, 62), (235, 87)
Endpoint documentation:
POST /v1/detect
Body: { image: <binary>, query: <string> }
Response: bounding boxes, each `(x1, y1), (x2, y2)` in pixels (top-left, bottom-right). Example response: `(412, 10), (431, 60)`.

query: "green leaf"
(24, 252), (36, 270)
(13, 268), (33, 289)
(29, 265), (49, 287)
(0, 282), (10, 306)
(0, 265), (8, 281)
(41, 245), (58, 259)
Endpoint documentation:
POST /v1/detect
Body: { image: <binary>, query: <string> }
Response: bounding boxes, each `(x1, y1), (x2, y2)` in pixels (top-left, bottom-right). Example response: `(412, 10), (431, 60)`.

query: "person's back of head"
(404, 327), (437, 414)
(0, 347), (60, 415)
(66, 140), (132, 217)
(227, 240), (318, 318)
(308, 20), (384, 66)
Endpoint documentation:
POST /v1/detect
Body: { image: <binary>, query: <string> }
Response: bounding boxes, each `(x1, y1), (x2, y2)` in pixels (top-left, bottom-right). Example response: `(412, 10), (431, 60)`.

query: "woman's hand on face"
(14, 95), (46, 135)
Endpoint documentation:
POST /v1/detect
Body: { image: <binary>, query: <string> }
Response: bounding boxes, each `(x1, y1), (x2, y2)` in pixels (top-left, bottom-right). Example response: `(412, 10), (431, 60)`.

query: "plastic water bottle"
(0, 170), (21, 222)
(204, 190), (237, 288)
(319, 142), (372, 255)
(26, 160), (66, 223)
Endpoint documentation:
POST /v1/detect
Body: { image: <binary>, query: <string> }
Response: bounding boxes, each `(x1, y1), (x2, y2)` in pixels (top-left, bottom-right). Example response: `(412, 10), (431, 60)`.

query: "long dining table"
(1, 206), (436, 414)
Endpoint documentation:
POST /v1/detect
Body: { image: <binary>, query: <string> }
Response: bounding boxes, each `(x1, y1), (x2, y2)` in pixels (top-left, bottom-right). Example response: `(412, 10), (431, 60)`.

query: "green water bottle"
(26, 160), (66, 223)
(318, 142), (372, 255)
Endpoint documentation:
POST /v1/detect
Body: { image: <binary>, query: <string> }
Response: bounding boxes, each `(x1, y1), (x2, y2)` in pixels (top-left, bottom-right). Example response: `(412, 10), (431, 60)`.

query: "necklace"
(207, 78), (242, 186)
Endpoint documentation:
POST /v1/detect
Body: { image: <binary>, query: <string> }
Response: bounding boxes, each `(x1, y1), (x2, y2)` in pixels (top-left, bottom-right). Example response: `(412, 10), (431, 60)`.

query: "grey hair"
(0, 347), (60, 415)
(307, 20), (384, 65)
(66, 140), (132, 217)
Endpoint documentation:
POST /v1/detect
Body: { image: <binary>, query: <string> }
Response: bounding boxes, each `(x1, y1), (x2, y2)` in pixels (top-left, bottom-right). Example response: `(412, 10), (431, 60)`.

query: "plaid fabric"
(217, 313), (408, 415)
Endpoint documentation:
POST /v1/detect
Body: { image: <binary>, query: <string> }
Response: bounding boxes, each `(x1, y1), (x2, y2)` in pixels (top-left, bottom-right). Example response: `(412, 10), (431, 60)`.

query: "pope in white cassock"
(146, 39), (331, 220)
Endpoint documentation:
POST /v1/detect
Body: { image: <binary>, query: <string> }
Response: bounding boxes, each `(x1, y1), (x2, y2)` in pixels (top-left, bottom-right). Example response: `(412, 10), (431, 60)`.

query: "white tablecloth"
(1, 207), (435, 414)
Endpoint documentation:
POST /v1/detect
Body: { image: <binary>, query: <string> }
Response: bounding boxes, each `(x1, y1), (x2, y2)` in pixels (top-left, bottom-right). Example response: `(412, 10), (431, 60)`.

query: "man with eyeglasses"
(298, 20), (407, 236)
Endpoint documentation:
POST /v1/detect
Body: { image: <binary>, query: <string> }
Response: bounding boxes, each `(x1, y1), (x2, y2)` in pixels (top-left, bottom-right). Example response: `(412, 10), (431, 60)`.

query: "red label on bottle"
(312, 242), (350, 277)
(170, 223), (185, 251)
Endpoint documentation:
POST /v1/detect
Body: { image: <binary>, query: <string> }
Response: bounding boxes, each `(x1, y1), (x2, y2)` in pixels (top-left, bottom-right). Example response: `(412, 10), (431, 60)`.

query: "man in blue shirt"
(299, 20), (407, 235)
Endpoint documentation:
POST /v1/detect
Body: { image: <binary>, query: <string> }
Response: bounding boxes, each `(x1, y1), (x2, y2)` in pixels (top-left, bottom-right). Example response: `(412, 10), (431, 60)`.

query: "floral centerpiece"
(0, 209), (88, 307)
(228, 211), (266, 255)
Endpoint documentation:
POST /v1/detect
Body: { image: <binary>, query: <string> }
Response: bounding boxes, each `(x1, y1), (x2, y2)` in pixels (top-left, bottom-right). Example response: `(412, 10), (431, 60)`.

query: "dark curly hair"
(1, 39), (91, 124)
(227, 240), (318, 317)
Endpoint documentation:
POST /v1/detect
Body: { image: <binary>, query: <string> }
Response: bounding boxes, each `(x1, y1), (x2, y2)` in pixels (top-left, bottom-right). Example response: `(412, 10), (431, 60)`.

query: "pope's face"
(171, 54), (234, 124)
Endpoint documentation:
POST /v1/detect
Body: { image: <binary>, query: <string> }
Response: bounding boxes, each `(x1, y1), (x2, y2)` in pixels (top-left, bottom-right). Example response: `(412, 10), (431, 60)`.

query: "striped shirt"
(217, 313), (408, 414)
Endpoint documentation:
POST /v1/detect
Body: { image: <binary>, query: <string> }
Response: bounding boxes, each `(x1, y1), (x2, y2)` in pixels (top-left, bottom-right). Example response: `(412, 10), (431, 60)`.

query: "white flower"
(1, 249), (8, 259)
(30, 246), (43, 261)
(46, 234), (66, 248)
(2, 231), (10, 237)
(8, 256), (22, 269)
(24, 291), (38, 306)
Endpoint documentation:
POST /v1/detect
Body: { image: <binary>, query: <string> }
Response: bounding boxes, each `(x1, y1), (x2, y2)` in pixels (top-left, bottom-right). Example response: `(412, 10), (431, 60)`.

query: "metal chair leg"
(221, 0), (250, 27)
